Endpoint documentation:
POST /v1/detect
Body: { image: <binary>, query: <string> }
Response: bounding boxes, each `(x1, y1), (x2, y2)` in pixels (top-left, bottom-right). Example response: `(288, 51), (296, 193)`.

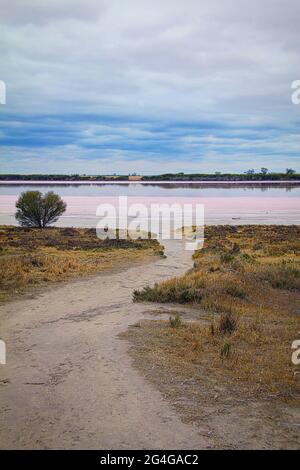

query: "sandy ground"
(0, 239), (212, 449)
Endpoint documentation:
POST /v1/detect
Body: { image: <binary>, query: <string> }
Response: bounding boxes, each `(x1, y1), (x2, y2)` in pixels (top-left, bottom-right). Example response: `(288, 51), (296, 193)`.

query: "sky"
(0, 0), (299, 175)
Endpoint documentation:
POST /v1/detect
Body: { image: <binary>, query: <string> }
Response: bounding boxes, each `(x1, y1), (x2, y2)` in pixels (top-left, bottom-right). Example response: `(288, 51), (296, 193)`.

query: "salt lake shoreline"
(1, 180), (300, 185)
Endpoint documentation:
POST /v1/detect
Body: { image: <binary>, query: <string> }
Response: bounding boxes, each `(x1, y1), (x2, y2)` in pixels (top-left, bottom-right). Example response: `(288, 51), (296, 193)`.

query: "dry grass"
(0, 226), (163, 302)
(134, 225), (300, 304)
(130, 226), (300, 403)
(122, 316), (300, 448)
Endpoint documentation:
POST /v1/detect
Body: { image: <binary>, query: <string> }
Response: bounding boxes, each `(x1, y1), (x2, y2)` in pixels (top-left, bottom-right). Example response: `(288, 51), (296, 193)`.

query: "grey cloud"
(0, 0), (299, 172)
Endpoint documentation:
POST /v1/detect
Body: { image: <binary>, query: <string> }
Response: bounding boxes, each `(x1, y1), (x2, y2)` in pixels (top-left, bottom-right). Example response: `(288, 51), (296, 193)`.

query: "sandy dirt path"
(0, 240), (211, 449)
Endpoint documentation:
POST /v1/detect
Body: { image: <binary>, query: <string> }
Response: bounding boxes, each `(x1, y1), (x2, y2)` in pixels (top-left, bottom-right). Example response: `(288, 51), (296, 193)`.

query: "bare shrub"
(219, 313), (236, 335)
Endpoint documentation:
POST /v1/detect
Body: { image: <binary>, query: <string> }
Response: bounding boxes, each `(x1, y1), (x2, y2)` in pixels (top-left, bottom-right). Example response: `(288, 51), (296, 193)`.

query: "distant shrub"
(241, 253), (255, 263)
(253, 242), (263, 251)
(133, 286), (154, 302)
(220, 339), (231, 358)
(230, 243), (240, 254)
(208, 265), (221, 272)
(224, 281), (247, 299)
(259, 263), (300, 291)
(133, 280), (203, 303)
(220, 253), (235, 264)
(169, 313), (182, 328)
(219, 313), (236, 335)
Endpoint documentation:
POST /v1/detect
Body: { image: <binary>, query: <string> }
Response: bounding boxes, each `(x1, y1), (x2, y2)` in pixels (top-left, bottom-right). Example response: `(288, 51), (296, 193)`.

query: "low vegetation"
(129, 226), (300, 405)
(134, 225), (300, 304)
(0, 226), (163, 302)
(143, 169), (300, 181)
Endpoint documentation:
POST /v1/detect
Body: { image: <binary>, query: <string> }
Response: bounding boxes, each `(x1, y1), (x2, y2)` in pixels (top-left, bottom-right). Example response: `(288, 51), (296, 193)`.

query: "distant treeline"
(0, 171), (299, 181)
(142, 171), (300, 181)
(0, 174), (128, 181)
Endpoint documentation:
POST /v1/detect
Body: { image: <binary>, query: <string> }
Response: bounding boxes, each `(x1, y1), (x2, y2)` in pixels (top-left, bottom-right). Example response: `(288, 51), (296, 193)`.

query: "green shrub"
(224, 281), (247, 299)
(15, 191), (66, 228)
(169, 313), (182, 328)
(220, 339), (231, 358)
(133, 283), (203, 303)
(221, 253), (235, 264)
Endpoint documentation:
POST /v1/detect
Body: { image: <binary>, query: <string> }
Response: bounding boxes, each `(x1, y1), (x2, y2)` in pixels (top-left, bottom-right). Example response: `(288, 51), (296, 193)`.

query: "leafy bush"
(15, 191), (66, 228)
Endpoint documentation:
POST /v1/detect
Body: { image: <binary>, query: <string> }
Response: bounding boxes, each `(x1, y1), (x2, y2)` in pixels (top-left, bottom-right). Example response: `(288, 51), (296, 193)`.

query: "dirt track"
(0, 240), (212, 449)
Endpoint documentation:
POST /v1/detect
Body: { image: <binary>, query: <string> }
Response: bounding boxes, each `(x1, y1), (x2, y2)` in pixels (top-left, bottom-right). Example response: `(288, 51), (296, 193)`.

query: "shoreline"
(1, 180), (300, 185)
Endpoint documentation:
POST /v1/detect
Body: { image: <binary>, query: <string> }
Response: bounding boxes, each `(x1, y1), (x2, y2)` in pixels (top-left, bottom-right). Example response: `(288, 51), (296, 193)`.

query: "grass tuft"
(169, 313), (182, 328)
(220, 339), (231, 358)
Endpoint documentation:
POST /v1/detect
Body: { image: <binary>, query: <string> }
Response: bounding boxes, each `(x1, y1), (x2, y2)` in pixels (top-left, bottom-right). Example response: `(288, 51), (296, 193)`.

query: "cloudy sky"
(0, 0), (299, 174)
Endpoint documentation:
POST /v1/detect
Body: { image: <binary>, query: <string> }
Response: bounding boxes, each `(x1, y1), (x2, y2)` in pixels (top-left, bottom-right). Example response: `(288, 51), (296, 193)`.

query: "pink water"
(1, 194), (299, 226)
